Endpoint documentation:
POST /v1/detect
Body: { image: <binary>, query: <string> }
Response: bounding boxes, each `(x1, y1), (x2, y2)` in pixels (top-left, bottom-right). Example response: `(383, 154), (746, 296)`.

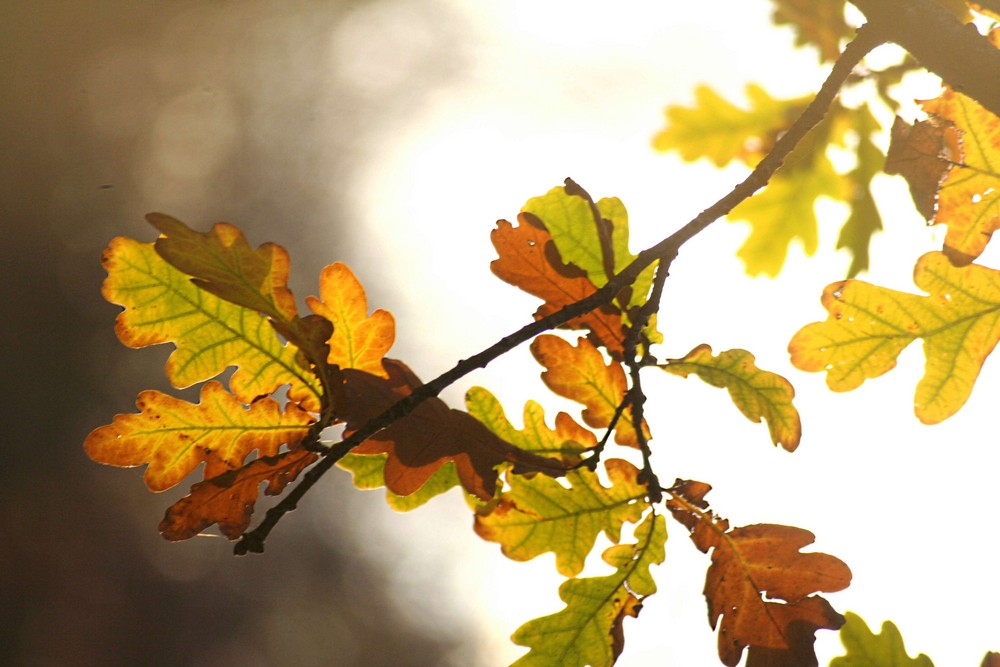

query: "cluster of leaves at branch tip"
(84, 4), (1000, 665)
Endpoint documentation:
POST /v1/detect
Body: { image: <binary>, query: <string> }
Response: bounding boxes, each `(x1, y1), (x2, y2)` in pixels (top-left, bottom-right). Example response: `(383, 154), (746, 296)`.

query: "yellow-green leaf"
(731, 153), (845, 276)
(661, 344), (801, 451)
(771, 0), (851, 62)
(789, 251), (1000, 423)
(465, 386), (595, 464)
(837, 105), (885, 278)
(102, 237), (323, 408)
(337, 453), (460, 511)
(510, 513), (666, 667)
(84, 381), (314, 492)
(653, 84), (809, 167)
(475, 459), (649, 577)
(830, 612), (934, 667)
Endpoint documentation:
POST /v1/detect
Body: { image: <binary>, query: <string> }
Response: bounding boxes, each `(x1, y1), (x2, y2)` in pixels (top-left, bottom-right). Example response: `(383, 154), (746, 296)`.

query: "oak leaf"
(984, 653), (1000, 667)
(666, 480), (851, 666)
(159, 447), (318, 540)
(339, 360), (569, 501)
(830, 612), (933, 667)
(530, 335), (649, 447)
(337, 453), (461, 511)
(474, 459), (649, 577)
(147, 213), (334, 373)
(660, 344), (801, 451)
(770, 0), (851, 62)
(84, 381), (314, 492)
(789, 251), (1000, 423)
(921, 87), (1000, 265)
(653, 84), (809, 168)
(884, 115), (957, 221)
(837, 105), (885, 278)
(491, 213), (626, 353)
(510, 513), (666, 667)
(101, 236), (322, 409)
(465, 386), (595, 464)
(306, 262), (395, 378)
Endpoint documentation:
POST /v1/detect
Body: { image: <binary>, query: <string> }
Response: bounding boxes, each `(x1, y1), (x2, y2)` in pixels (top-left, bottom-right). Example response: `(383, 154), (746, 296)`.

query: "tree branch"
(850, 0), (1000, 117)
(233, 23), (883, 556)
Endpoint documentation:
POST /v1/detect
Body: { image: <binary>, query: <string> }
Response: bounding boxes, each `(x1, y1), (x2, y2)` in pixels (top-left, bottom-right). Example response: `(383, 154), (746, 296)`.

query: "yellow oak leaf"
(101, 237), (323, 409)
(530, 335), (649, 447)
(306, 262), (395, 378)
(771, 0), (852, 62)
(661, 344), (801, 451)
(474, 459), (649, 577)
(790, 251), (1000, 423)
(84, 381), (314, 492)
(921, 88), (1000, 265)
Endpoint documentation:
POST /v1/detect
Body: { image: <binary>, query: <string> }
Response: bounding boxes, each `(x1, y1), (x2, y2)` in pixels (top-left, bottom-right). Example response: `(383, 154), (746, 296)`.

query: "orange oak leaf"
(921, 86), (1000, 265)
(491, 213), (626, 355)
(159, 447), (318, 541)
(983, 652), (1000, 667)
(340, 360), (569, 501)
(305, 262), (395, 378)
(84, 381), (314, 492)
(666, 480), (851, 667)
(530, 334), (648, 447)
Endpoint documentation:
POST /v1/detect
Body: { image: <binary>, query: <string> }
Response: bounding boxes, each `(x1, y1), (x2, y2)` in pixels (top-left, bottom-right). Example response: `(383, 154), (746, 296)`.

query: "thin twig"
(234, 24), (883, 556)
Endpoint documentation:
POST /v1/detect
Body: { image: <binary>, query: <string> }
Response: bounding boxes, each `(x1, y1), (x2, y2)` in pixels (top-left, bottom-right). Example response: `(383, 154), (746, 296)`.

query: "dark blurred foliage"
(0, 1), (475, 665)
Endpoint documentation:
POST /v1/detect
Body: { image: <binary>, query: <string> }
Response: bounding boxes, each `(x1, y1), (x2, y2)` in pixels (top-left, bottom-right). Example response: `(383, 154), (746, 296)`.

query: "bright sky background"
(314, 1), (998, 664)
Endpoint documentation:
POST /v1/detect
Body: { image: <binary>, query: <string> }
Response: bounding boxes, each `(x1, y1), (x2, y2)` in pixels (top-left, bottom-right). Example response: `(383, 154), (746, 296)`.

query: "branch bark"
(850, 0), (1000, 117)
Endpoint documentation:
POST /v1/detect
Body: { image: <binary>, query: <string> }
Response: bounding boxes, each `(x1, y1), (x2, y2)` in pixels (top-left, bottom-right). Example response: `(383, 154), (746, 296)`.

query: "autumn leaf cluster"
(85, 1), (1000, 665)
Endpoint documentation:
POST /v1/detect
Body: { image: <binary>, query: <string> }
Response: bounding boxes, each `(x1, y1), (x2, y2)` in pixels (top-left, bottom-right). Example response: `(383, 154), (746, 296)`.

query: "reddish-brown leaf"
(982, 651), (1000, 667)
(159, 447), (318, 540)
(340, 360), (569, 501)
(885, 115), (957, 220)
(666, 480), (851, 667)
(491, 214), (625, 355)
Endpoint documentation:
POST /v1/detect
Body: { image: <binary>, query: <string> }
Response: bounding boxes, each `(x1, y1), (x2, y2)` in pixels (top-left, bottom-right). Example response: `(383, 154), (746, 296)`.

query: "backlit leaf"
(530, 335), (649, 447)
(983, 652), (1000, 667)
(660, 344), (801, 451)
(829, 612), (934, 667)
(340, 360), (570, 501)
(337, 453), (460, 512)
(510, 513), (666, 667)
(770, 0), (851, 62)
(306, 262), (395, 378)
(666, 481), (850, 667)
(159, 447), (318, 540)
(789, 251), (1000, 423)
(84, 381), (314, 492)
(491, 214), (626, 354)
(730, 152), (845, 276)
(474, 459), (649, 577)
(653, 84), (809, 168)
(101, 236), (322, 409)
(922, 87), (1000, 265)
(465, 386), (595, 464)
(837, 105), (885, 278)
(147, 213), (334, 370)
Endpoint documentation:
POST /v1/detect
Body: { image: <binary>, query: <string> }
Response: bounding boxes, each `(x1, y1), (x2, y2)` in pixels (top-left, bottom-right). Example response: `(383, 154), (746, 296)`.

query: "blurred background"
(3, 1), (998, 665)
